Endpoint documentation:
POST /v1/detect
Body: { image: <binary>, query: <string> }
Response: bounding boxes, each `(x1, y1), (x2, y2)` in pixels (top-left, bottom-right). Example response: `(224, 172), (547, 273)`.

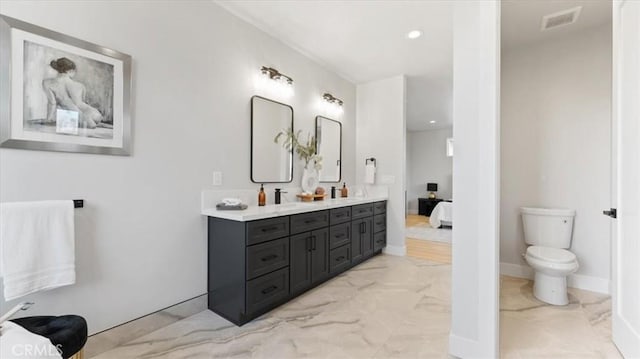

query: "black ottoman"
(10, 315), (87, 359)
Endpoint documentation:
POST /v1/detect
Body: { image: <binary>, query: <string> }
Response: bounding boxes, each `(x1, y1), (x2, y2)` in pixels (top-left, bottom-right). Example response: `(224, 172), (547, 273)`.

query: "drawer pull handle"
(261, 254), (278, 262)
(335, 233), (345, 239)
(261, 285), (278, 294)
(336, 256), (345, 261)
(376, 240), (384, 243)
(336, 214), (345, 218)
(376, 222), (384, 226)
(304, 219), (316, 224)
(261, 226), (279, 233)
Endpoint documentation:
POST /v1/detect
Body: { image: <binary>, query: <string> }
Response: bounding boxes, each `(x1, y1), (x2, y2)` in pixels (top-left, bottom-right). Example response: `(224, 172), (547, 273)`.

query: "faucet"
(275, 188), (288, 205)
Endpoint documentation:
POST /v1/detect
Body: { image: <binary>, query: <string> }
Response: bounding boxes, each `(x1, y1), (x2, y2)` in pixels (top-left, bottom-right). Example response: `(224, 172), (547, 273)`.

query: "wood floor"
(405, 214), (452, 264)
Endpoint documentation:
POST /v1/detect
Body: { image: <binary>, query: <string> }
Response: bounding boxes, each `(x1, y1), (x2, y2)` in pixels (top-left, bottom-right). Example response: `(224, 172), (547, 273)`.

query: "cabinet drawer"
(329, 244), (351, 273)
(374, 201), (387, 215)
(351, 203), (374, 219)
(373, 214), (386, 233)
(290, 210), (329, 235)
(374, 232), (386, 251)
(246, 237), (289, 280)
(246, 267), (289, 315)
(329, 207), (351, 225)
(247, 217), (290, 245)
(329, 223), (351, 249)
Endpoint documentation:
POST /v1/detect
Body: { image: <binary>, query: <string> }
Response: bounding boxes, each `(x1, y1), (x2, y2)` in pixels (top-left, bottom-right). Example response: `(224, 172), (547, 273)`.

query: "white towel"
(0, 201), (75, 301)
(0, 321), (62, 358)
(364, 163), (376, 184)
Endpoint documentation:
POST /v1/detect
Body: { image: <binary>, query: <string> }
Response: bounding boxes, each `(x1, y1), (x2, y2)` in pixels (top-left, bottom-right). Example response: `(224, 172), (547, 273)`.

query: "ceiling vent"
(541, 6), (582, 31)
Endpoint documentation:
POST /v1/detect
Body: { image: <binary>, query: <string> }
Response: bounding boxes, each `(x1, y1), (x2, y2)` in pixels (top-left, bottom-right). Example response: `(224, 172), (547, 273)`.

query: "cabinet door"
(351, 219), (364, 263)
(290, 232), (311, 294)
(310, 228), (329, 284)
(362, 217), (374, 258)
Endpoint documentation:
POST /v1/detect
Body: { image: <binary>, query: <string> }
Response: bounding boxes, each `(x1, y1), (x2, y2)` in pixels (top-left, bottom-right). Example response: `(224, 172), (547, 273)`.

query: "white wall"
(500, 23), (612, 293)
(356, 75), (406, 256)
(0, 0), (355, 334)
(407, 128), (453, 213)
(449, 1), (500, 357)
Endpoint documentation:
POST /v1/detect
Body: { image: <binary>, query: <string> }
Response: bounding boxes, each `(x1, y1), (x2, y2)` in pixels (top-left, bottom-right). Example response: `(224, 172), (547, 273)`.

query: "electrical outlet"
(212, 171), (222, 186)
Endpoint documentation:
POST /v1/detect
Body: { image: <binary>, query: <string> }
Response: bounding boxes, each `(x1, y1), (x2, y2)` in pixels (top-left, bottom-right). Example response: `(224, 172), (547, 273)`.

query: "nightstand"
(418, 198), (443, 216)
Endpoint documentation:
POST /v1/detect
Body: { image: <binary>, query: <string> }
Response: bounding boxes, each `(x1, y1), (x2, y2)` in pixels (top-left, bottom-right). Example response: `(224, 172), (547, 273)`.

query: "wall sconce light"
(257, 66), (294, 98)
(261, 66), (293, 85)
(323, 93), (343, 106)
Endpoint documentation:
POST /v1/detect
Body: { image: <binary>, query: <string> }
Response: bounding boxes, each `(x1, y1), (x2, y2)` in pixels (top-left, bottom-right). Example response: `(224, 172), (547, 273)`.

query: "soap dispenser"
(341, 183), (348, 198)
(258, 184), (266, 206)
(275, 188), (281, 205)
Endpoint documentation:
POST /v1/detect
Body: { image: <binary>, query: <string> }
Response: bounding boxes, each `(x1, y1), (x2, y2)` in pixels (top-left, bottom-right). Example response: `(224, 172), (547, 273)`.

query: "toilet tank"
(520, 207), (575, 248)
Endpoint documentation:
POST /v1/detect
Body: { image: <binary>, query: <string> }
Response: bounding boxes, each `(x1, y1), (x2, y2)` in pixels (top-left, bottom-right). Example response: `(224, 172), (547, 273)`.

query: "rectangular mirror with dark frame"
(315, 116), (342, 182)
(251, 96), (293, 183)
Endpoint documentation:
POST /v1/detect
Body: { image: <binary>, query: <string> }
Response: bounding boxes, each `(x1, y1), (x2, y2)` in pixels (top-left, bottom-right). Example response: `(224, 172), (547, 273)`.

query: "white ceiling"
(216, 0), (611, 132)
(216, 0), (453, 132)
(502, 0), (612, 49)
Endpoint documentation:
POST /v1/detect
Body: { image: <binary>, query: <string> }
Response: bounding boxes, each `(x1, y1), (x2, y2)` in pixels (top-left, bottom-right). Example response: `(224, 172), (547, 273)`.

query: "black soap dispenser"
(275, 188), (282, 205)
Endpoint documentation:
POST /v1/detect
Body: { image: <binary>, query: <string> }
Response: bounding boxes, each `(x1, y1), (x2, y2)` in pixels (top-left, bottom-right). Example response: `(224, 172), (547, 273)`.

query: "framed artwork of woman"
(0, 15), (132, 155)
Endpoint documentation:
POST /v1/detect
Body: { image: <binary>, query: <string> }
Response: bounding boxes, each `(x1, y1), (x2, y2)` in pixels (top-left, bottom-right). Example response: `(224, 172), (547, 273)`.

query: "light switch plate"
(212, 171), (222, 186)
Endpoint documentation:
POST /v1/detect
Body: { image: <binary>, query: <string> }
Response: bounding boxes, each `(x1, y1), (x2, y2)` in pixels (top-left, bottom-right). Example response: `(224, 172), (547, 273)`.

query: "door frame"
(611, 0), (640, 356)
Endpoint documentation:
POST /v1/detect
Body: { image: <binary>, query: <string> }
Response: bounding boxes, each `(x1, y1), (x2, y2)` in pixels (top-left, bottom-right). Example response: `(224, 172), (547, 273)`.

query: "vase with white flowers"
(274, 127), (322, 193)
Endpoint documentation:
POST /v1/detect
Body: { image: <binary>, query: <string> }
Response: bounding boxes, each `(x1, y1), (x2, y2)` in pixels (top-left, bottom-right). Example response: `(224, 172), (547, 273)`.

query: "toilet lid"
(526, 246), (576, 263)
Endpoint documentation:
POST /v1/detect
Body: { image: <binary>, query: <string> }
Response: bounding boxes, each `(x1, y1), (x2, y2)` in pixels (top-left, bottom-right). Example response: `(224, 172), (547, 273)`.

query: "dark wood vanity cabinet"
(351, 217), (372, 262)
(290, 228), (329, 295)
(207, 201), (386, 326)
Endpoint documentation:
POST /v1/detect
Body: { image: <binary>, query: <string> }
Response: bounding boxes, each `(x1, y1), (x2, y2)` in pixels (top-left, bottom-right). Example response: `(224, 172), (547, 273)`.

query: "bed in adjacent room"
(429, 201), (452, 228)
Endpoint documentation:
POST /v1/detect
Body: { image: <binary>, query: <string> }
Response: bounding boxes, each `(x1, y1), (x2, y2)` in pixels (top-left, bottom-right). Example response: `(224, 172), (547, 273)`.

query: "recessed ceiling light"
(430, 120), (437, 124)
(407, 30), (422, 39)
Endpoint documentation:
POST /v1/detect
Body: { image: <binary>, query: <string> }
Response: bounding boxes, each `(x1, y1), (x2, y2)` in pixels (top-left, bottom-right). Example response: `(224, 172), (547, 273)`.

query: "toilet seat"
(526, 246), (576, 264)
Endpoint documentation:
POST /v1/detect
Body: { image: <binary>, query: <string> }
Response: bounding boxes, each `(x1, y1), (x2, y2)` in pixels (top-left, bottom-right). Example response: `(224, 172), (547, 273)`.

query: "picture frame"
(0, 15), (132, 155)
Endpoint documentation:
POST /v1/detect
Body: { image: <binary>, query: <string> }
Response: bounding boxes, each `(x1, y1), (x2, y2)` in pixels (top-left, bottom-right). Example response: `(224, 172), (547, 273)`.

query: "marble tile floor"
(93, 256), (620, 358)
(93, 255), (451, 359)
(500, 276), (621, 359)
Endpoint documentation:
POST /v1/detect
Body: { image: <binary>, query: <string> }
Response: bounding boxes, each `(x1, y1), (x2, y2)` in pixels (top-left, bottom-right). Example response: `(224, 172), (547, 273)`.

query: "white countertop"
(202, 196), (388, 222)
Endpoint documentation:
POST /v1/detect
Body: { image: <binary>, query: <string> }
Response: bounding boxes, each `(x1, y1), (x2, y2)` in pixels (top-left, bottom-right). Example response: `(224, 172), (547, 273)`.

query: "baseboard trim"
(449, 333), (496, 358)
(85, 294), (207, 357)
(500, 262), (533, 279)
(383, 244), (406, 256)
(567, 273), (611, 294)
(500, 262), (610, 294)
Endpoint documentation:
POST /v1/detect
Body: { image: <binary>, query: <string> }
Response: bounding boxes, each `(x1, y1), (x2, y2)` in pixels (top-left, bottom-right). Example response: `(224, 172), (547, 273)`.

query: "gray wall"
(407, 128), (453, 213)
(0, 0), (355, 334)
(501, 23), (612, 290)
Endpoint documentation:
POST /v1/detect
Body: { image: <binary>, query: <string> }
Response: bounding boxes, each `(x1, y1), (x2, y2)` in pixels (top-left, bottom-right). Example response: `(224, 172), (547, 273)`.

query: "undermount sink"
(273, 202), (315, 209)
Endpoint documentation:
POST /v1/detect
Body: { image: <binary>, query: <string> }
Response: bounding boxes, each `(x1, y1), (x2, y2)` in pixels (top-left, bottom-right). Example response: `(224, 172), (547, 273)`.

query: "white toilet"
(521, 207), (579, 305)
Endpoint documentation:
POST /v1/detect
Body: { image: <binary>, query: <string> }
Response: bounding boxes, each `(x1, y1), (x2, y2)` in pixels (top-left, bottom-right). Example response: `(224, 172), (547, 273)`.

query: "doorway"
(404, 76), (453, 264)
(499, 1), (619, 356)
